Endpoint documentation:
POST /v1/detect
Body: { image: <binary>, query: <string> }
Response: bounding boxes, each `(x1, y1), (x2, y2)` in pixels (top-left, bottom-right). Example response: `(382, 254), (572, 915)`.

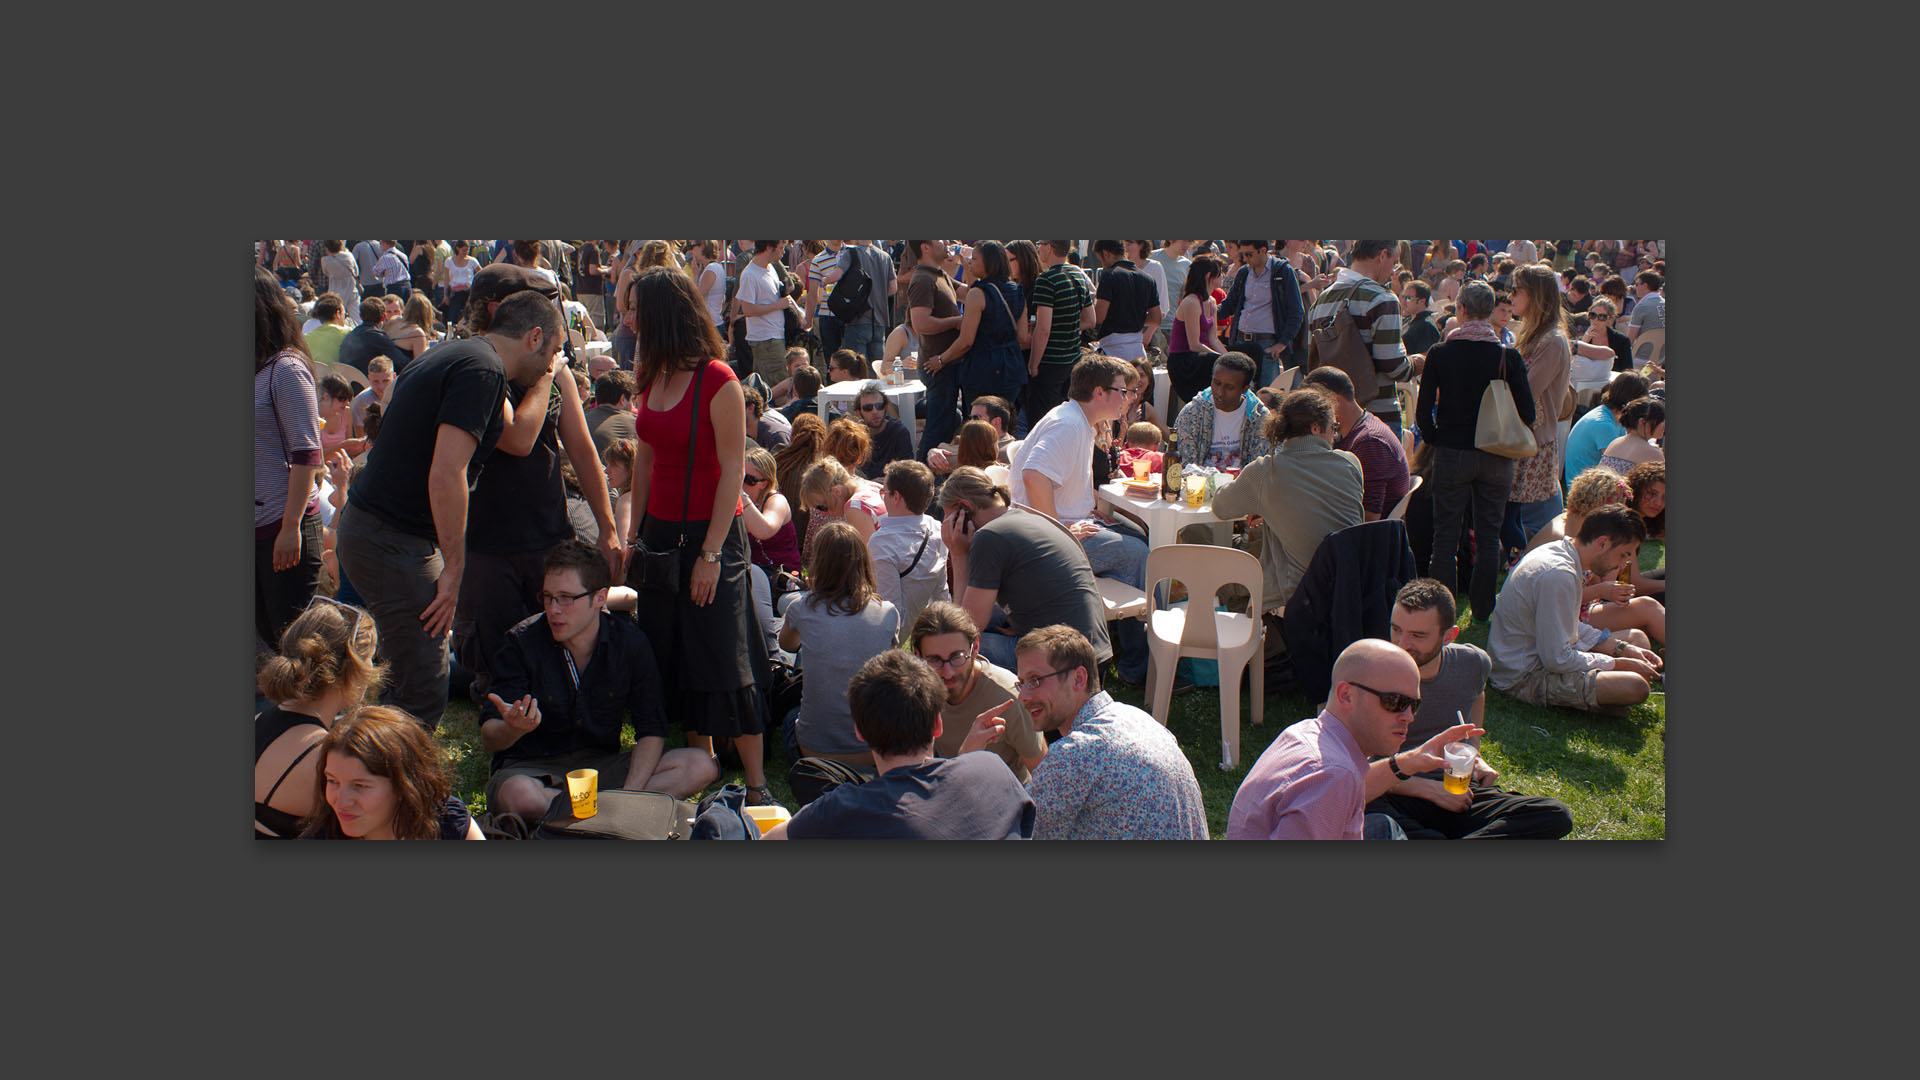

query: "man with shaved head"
(1226, 638), (1482, 840)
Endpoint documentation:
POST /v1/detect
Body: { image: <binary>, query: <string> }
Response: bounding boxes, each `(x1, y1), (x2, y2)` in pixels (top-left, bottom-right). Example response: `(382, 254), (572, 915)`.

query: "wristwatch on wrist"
(1390, 753), (1410, 780)
(699, 550), (722, 564)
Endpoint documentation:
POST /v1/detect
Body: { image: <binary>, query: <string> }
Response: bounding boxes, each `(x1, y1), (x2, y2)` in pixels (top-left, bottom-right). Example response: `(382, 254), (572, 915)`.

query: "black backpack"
(826, 245), (873, 322)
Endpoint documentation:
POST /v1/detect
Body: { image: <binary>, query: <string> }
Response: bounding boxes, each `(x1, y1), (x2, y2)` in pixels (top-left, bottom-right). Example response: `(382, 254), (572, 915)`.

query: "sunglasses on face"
(744, 474), (768, 486)
(858, 402), (888, 413)
(1347, 681), (1421, 714)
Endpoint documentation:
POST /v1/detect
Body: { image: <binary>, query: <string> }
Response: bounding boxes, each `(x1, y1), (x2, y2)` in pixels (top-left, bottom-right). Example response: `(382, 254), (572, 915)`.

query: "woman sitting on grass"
(255, 596), (383, 838)
(776, 522), (900, 772)
(796, 457), (886, 549)
(301, 705), (484, 840)
(1526, 466), (1665, 646)
(1597, 396), (1664, 475)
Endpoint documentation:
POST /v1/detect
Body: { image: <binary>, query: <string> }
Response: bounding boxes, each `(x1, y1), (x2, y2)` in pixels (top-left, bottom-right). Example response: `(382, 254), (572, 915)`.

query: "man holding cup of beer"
(1227, 638), (1481, 840)
(1363, 579), (1575, 840)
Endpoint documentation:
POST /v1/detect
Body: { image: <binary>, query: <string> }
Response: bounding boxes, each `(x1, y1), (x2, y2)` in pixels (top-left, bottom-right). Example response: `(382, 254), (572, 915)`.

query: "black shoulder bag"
(629, 363), (708, 593)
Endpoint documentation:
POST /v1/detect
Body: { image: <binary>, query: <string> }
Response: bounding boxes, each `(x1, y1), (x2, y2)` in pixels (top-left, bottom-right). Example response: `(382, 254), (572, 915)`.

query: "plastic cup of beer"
(1133, 457), (1151, 482)
(1442, 744), (1476, 795)
(743, 805), (791, 836)
(566, 768), (599, 818)
(1184, 473), (1206, 508)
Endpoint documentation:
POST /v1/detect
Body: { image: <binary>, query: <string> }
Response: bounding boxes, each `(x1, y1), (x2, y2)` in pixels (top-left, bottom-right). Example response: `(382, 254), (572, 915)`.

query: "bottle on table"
(1162, 430), (1182, 502)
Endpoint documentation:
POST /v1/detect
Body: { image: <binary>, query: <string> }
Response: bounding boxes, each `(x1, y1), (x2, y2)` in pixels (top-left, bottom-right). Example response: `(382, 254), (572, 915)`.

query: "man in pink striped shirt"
(1226, 639), (1480, 840)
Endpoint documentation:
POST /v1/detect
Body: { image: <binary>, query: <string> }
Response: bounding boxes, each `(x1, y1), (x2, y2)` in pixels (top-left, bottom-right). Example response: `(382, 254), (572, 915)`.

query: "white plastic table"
(819, 379), (926, 429)
(1095, 477), (1242, 550)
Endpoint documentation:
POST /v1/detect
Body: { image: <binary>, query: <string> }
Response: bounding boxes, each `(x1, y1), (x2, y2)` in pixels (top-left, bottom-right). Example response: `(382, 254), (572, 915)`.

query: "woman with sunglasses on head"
(256, 596), (385, 838)
(625, 266), (776, 806)
(300, 705), (483, 840)
(775, 521), (900, 773)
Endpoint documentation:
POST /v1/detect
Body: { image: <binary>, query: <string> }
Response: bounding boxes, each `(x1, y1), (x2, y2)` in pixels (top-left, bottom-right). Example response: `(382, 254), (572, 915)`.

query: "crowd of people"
(254, 238), (1665, 840)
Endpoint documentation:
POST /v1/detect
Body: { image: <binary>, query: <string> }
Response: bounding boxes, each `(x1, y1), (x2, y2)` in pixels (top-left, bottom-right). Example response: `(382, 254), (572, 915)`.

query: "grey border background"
(36, 8), (1797, 1069)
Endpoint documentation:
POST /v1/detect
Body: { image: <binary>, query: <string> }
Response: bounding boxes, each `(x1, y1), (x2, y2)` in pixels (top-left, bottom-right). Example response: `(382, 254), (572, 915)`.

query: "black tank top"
(255, 704), (325, 839)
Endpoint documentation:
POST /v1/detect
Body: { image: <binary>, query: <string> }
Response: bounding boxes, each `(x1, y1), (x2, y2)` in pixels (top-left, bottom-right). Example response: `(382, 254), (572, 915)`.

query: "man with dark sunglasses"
(852, 381), (915, 481)
(1226, 638), (1481, 840)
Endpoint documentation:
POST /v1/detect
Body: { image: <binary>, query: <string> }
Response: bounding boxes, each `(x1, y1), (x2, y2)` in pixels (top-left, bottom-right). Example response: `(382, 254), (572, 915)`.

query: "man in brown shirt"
(906, 239), (965, 463)
(910, 601), (1047, 784)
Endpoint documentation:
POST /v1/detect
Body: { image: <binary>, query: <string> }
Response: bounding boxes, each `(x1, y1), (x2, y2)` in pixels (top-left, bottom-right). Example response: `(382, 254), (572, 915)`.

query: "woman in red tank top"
(626, 267), (776, 807)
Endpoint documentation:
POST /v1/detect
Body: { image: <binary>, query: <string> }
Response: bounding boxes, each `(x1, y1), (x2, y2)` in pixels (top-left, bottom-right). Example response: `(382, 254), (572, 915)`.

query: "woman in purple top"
(254, 266), (327, 651)
(1166, 254), (1227, 408)
(741, 445), (802, 575)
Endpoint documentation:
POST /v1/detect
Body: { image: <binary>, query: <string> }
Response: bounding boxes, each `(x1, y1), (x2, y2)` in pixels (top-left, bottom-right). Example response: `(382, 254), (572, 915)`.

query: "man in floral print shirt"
(1014, 625), (1208, 840)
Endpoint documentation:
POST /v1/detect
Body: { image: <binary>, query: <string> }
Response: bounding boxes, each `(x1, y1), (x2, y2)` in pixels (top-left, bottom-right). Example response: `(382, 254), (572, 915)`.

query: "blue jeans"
(1365, 812), (1408, 839)
(841, 317), (885, 366)
(1502, 491), (1564, 556)
(917, 362), (962, 461)
(815, 313), (844, 357)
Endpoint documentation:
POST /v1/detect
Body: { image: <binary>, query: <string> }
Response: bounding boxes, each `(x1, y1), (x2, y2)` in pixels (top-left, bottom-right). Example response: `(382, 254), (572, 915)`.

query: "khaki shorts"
(1500, 665), (1601, 711)
(484, 747), (633, 807)
(749, 338), (790, 386)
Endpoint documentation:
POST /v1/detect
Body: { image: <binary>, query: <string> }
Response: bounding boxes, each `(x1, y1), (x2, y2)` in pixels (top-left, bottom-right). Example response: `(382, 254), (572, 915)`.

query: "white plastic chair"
(1632, 327), (1665, 369)
(1141, 543), (1265, 769)
(1387, 474), (1422, 521)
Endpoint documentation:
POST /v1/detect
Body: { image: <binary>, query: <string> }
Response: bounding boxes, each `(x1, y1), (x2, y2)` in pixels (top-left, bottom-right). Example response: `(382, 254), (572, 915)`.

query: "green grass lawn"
(435, 539), (1664, 839)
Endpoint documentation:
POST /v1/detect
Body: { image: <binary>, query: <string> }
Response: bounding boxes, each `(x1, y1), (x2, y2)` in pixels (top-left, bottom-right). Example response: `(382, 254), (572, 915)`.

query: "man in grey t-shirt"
(937, 466), (1112, 679)
(1364, 579), (1573, 839)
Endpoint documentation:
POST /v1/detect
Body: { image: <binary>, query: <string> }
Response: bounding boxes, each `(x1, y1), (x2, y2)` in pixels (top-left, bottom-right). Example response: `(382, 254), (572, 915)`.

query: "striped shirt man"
(374, 245), (410, 287)
(808, 244), (842, 317)
(1030, 263), (1092, 367)
(1308, 266), (1410, 417)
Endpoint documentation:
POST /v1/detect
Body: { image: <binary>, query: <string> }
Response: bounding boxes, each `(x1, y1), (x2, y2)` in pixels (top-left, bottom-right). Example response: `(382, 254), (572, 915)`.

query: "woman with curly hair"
(301, 705), (484, 840)
(255, 596), (384, 838)
(1625, 459), (1665, 541)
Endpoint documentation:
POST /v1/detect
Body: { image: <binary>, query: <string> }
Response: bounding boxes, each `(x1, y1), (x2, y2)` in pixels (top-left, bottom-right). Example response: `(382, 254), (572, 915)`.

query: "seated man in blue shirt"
(480, 540), (720, 818)
(763, 649), (1035, 839)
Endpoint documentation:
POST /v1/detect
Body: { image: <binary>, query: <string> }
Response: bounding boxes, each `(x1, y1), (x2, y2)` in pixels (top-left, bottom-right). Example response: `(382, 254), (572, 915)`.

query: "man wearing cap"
(1226, 638), (1482, 840)
(451, 265), (623, 705)
(335, 278), (575, 731)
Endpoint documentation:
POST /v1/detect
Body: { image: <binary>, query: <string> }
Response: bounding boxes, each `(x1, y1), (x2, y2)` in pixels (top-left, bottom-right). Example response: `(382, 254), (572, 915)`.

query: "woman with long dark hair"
(624, 266), (775, 806)
(254, 265), (327, 653)
(926, 241), (1029, 412)
(1166, 254), (1227, 414)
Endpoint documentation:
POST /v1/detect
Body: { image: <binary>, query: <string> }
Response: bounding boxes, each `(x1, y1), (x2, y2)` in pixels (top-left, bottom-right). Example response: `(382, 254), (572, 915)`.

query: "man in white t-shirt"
(732, 240), (803, 387)
(1008, 353), (1152, 686)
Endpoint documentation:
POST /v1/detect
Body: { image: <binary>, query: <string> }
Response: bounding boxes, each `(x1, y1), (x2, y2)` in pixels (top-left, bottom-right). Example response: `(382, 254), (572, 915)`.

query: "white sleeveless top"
(448, 258), (476, 290)
(699, 262), (727, 324)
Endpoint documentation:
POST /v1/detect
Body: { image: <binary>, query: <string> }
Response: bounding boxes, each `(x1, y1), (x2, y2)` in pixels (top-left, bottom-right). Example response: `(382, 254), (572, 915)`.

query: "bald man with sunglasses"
(1226, 639), (1482, 840)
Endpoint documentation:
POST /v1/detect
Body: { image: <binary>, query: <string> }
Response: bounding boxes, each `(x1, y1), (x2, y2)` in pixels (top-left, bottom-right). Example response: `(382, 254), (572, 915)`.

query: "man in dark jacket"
(339, 296), (416, 375)
(1217, 239), (1306, 390)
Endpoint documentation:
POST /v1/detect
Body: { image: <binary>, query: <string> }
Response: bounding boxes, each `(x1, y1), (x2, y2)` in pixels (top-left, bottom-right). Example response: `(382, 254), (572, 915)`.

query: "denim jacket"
(1216, 258), (1305, 346)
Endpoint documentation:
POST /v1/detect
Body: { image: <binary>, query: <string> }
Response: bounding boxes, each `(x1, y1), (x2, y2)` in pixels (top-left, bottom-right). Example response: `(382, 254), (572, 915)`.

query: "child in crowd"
(1116, 422), (1163, 477)
(603, 438), (635, 554)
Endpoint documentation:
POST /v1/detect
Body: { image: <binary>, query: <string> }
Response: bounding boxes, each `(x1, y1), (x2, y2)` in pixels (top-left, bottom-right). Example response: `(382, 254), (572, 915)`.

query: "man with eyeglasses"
(1363, 579), (1573, 839)
(909, 601), (1046, 783)
(1008, 353), (1153, 687)
(1226, 638), (1482, 840)
(479, 540), (720, 819)
(852, 381), (914, 481)
(1013, 624), (1207, 840)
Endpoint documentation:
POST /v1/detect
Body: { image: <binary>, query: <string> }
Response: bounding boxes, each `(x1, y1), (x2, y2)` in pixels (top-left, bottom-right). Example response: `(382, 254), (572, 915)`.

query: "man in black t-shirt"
(1090, 239), (1162, 362)
(335, 285), (569, 730)
(453, 269), (622, 702)
(584, 369), (637, 458)
(763, 649), (1033, 839)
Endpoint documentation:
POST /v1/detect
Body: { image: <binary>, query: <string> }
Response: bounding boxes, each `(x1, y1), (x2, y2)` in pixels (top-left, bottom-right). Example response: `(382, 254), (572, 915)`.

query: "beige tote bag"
(1475, 351), (1538, 459)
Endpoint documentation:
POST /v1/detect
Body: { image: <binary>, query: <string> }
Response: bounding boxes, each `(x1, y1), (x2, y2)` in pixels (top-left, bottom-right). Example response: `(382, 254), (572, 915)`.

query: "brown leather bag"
(1307, 285), (1386, 407)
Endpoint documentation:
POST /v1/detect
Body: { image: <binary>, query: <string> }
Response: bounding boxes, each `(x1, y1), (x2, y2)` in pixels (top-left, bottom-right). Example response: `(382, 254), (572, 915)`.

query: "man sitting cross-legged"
(480, 540), (720, 818)
(1365, 579), (1574, 839)
(762, 649), (1035, 840)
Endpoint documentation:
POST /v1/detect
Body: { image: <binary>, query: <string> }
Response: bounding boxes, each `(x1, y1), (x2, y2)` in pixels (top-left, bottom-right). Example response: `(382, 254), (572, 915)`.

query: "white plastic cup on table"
(1442, 743), (1476, 795)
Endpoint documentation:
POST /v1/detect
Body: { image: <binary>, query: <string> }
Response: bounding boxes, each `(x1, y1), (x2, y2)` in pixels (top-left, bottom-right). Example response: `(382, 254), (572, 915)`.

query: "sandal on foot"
(745, 785), (782, 808)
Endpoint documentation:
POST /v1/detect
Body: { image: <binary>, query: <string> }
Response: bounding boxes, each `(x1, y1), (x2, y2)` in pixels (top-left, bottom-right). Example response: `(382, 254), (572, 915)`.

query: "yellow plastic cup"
(1184, 473), (1206, 508)
(566, 769), (599, 818)
(743, 805), (791, 835)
